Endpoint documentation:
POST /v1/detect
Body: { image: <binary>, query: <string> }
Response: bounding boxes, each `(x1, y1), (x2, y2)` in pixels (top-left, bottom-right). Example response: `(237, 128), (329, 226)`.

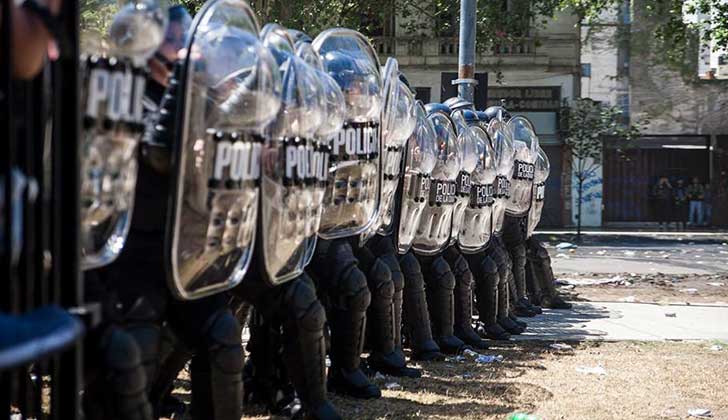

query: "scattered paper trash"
(661, 254), (670, 259)
(707, 283), (725, 287)
(596, 250), (607, 255)
(462, 349), (480, 358)
(710, 344), (723, 351)
(384, 382), (402, 391)
(556, 242), (577, 249)
(688, 408), (713, 418)
(507, 413), (540, 420)
(623, 250), (636, 256)
(475, 354), (504, 364)
(576, 366), (607, 376)
(620, 296), (636, 303)
(549, 343), (573, 350)
(665, 312), (677, 318)
(680, 288), (698, 294)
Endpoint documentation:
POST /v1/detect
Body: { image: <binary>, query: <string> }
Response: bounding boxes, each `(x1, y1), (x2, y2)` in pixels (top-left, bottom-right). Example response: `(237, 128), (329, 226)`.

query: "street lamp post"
(453, 0), (477, 103)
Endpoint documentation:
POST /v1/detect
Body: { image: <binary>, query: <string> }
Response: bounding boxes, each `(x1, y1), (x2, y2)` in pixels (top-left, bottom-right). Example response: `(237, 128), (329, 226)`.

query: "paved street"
(535, 232), (728, 275)
(514, 302), (728, 341)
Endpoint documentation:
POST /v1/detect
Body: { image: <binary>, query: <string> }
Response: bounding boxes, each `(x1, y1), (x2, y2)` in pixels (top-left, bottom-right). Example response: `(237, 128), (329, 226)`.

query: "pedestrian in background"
(672, 179), (688, 230)
(703, 182), (712, 227)
(651, 176), (673, 230)
(687, 176), (704, 227)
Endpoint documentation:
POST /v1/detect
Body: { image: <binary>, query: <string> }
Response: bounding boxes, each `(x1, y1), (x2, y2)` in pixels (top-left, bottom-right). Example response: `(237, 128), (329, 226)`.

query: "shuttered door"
(603, 136), (710, 222)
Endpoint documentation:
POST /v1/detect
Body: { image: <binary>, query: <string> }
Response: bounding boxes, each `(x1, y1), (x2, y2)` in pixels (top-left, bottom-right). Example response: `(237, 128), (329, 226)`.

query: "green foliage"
(561, 98), (641, 181)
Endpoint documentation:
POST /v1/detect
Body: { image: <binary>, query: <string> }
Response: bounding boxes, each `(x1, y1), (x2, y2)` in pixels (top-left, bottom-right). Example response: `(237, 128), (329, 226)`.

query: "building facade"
(581, 0), (728, 227)
(374, 7), (581, 226)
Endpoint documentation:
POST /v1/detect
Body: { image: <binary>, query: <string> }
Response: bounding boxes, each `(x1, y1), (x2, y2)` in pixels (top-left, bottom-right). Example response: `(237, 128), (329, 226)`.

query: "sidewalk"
(513, 301), (728, 341)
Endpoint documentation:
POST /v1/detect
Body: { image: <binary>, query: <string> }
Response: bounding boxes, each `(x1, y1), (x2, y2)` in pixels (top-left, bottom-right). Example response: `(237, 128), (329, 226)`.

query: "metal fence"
(1, 0), (85, 417)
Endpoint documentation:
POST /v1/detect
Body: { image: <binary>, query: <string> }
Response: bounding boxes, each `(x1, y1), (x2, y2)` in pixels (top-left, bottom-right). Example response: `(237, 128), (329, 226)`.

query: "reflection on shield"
(166, 0), (281, 300)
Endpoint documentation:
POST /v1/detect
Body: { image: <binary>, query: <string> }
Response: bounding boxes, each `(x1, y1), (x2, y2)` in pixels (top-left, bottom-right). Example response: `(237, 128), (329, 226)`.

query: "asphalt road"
(533, 232), (728, 275)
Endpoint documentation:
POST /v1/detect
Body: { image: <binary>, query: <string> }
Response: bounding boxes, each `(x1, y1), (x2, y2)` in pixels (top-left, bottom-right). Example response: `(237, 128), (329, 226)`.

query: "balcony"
(372, 36), (538, 58)
(371, 35), (573, 69)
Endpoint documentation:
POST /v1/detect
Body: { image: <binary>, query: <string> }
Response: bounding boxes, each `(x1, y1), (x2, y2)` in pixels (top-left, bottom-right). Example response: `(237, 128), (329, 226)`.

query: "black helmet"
(483, 105), (511, 122)
(443, 96), (473, 112)
(424, 102), (452, 116)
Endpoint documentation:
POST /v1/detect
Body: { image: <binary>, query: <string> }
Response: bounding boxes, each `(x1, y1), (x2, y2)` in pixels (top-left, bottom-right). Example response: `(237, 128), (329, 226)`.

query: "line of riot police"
(1, 0), (571, 418)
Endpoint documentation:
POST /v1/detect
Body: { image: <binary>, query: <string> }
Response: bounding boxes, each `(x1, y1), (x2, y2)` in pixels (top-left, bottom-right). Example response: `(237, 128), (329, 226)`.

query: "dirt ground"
(555, 272), (728, 305)
(165, 340), (728, 420)
(164, 271), (728, 420)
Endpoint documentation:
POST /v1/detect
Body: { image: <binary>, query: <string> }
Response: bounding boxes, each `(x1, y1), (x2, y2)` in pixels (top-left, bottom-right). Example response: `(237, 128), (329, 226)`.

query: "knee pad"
(102, 327), (147, 396)
(336, 265), (371, 313)
(449, 254), (471, 287)
(203, 309), (244, 375)
(368, 259), (394, 301)
(511, 244), (527, 264)
(367, 235), (397, 257)
(379, 253), (404, 293)
(400, 252), (425, 291)
(467, 254), (498, 284)
(283, 275), (326, 333)
(427, 257), (456, 291)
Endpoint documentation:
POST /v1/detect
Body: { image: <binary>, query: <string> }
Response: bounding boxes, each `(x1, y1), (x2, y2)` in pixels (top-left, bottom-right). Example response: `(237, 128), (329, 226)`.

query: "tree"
(560, 98), (642, 240)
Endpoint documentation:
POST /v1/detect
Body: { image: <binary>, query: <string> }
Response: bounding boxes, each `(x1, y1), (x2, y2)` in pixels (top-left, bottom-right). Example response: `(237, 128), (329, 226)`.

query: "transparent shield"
(79, 0), (167, 269)
(527, 146), (550, 238)
(167, 0), (282, 300)
(449, 123), (478, 246)
(506, 115), (539, 216)
(260, 45), (326, 284)
(312, 28), (382, 239)
(362, 58), (416, 242)
(298, 40), (345, 265)
(486, 118), (514, 236)
(458, 126), (497, 253)
(411, 112), (461, 256)
(396, 103), (437, 253)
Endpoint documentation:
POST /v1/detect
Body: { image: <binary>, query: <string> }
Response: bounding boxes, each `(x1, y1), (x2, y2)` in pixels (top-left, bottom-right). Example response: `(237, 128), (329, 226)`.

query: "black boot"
(327, 307), (381, 399)
(468, 254), (510, 341)
(400, 253), (445, 361)
(281, 275), (342, 420)
(316, 239), (381, 399)
(525, 258), (544, 306)
(422, 256), (467, 354)
(358, 247), (418, 378)
(188, 309), (244, 420)
(529, 239), (572, 310)
(447, 249), (489, 349)
(376, 248), (419, 377)
(498, 274), (525, 335)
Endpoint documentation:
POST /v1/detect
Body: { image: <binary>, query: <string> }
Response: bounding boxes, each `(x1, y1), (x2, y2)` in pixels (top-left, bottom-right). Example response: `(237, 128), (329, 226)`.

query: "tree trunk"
(577, 178), (583, 242)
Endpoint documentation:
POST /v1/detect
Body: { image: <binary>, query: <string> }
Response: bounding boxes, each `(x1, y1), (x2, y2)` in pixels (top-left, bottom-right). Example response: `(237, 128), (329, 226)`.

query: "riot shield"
(312, 28), (382, 239)
(526, 146), (550, 238)
(410, 108), (461, 256)
(165, 0), (281, 299)
(486, 116), (514, 236)
(394, 102), (438, 254)
(456, 119), (497, 253)
(361, 57), (416, 243)
(505, 115), (539, 217)
(79, 0), (167, 269)
(448, 110), (478, 247)
(257, 24), (328, 284)
(293, 40), (346, 266)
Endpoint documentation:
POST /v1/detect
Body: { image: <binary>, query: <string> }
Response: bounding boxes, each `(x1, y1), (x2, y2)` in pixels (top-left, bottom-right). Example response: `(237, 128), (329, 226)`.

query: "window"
(414, 87), (431, 104)
(582, 63), (592, 77)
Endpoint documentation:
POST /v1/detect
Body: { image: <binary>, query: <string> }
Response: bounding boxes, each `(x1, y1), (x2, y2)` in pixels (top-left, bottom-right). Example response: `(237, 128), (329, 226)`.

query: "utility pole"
(453, 0), (477, 103)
